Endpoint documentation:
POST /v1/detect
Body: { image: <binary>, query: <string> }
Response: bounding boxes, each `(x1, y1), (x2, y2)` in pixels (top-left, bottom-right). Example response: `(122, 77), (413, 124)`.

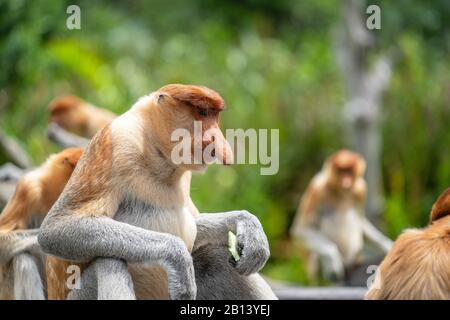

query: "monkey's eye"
(198, 108), (208, 117)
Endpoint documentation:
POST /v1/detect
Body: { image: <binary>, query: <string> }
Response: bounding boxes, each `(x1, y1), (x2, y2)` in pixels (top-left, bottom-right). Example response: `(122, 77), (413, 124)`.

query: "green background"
(1, 0), (449, 284)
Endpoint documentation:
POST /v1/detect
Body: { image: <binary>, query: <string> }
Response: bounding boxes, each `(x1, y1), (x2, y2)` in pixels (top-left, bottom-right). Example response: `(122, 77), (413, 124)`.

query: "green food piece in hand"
(228, 231), (240, 262)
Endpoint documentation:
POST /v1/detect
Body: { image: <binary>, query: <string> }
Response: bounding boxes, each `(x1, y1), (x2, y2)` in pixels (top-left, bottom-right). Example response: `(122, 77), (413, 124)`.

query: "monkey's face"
(332, 165), (357, 190)
(49, 96), (88, 136)
(153, 84), (233, 171)
(328, 150), (365, 191)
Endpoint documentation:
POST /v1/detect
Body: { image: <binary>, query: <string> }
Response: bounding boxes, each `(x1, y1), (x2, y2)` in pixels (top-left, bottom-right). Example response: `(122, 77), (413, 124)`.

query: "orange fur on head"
(328, 149), (366, 176)
(325, 149), (366, 191)
(49, 95), (85, 115)
(159, 84), (225, 111)
(430, 188), (450, 222)
(0, 147), (83, 233)
(366, 188), (450, 300)
(48, 95), (116, 138)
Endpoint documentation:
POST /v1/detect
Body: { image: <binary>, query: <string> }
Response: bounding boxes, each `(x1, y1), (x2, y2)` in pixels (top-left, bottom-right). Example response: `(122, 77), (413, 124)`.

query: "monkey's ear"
(62, 157), (70, 166)
(430, 188), (450, 222)
(61, 148), (83, 168)
(157, 94), (166, 105)
(159, 84), (224, 110)
(62, 157), (78, 169)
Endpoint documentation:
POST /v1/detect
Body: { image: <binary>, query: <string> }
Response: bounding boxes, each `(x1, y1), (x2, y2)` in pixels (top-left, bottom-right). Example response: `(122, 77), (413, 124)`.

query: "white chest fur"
(113, 197), (197, 299)
(114, 197), (197, 252)
(319, 208), (364, 266)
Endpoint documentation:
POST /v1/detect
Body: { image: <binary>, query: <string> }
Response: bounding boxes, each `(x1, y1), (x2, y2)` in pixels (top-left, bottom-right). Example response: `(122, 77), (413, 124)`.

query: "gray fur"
(194, 244), (277, 299)
(46, 210), (276, 300)
(0, 229), (46, 300)
(39, 214), (197, 300)
(0, 163), (25, 182)
(68, 258), (135, 300)
(47, 123), (90, 148)
(12, 253), (45, 300)
(361, 217), (393, 252)
(292, 227), (345, 280)
(0, 229), (41, 264)
(195, 211), (271, 276)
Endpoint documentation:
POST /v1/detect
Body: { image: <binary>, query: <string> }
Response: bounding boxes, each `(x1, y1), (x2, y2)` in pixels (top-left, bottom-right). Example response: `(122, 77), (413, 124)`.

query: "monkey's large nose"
(220, 141), (233, 165)
(202, 128), (233, 165)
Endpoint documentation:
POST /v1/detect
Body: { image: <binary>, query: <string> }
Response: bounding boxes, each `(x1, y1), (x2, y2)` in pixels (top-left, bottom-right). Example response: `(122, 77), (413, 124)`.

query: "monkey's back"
(366, 216), (450, 299)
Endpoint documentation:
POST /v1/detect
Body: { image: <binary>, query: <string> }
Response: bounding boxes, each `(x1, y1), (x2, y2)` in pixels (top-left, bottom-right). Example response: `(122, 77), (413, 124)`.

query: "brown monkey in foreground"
(49, 95), (116, 138)
(40, 84), (274, 300)
(290, 150), (392, 281)
(0, 148), (83, 299)
(366, 188), (450, 299)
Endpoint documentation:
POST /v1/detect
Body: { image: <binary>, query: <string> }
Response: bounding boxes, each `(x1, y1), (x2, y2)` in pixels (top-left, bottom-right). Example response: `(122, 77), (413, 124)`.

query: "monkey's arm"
(290, 182), (344, 280)
(291, 177), (322, 231)
(362, 218), (393, 253)
(193, 210), (270, 276)
(353, 179), (393, 253)
(39, 214), (196, 300)
(47, 123), (90, 148)
(0, 229), (41, 264)
(292, 226), (345, 280)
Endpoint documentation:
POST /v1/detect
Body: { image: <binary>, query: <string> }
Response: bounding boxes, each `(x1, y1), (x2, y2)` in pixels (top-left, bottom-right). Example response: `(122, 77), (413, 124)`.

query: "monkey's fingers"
(234, 211), (270, 276)
(193, 210), (270, 276)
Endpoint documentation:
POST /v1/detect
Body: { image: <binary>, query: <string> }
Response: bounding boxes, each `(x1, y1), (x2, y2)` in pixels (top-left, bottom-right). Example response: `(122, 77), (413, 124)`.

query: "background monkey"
(48, 95), (116, 139)
(290, 149), (392, 281)
(0, 147), (83, 300)
(40, 84), (275, 300)
(366, 188), (450, 300)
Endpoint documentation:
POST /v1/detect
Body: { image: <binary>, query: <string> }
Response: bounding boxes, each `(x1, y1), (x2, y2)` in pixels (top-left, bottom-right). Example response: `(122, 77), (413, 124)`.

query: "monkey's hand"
(194, 210), (270, 276)
(292, 227), (345, 282)
(0, 229), (42, 264)
(320, 244), (345, 282)
(39, 216), (197, 300)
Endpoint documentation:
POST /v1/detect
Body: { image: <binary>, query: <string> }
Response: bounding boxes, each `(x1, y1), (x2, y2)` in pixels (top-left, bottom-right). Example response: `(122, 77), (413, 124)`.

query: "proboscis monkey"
(366, 188), (450, 300)
(0, 148), (83, 300)
(48, 95), (116, 138)
(290, 150), (392, 281)
(40, 84), (275, 300)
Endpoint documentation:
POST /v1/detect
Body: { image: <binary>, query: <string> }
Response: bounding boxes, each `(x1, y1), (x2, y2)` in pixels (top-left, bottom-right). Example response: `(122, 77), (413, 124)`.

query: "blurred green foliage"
(0, 0), (449, 284)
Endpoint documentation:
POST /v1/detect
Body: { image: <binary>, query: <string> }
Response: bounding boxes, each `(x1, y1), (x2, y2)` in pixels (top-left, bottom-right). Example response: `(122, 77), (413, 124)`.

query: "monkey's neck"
(115, 108), (191, 207)
(153, 152), (188, 186)
(135, 133), (191, 207)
